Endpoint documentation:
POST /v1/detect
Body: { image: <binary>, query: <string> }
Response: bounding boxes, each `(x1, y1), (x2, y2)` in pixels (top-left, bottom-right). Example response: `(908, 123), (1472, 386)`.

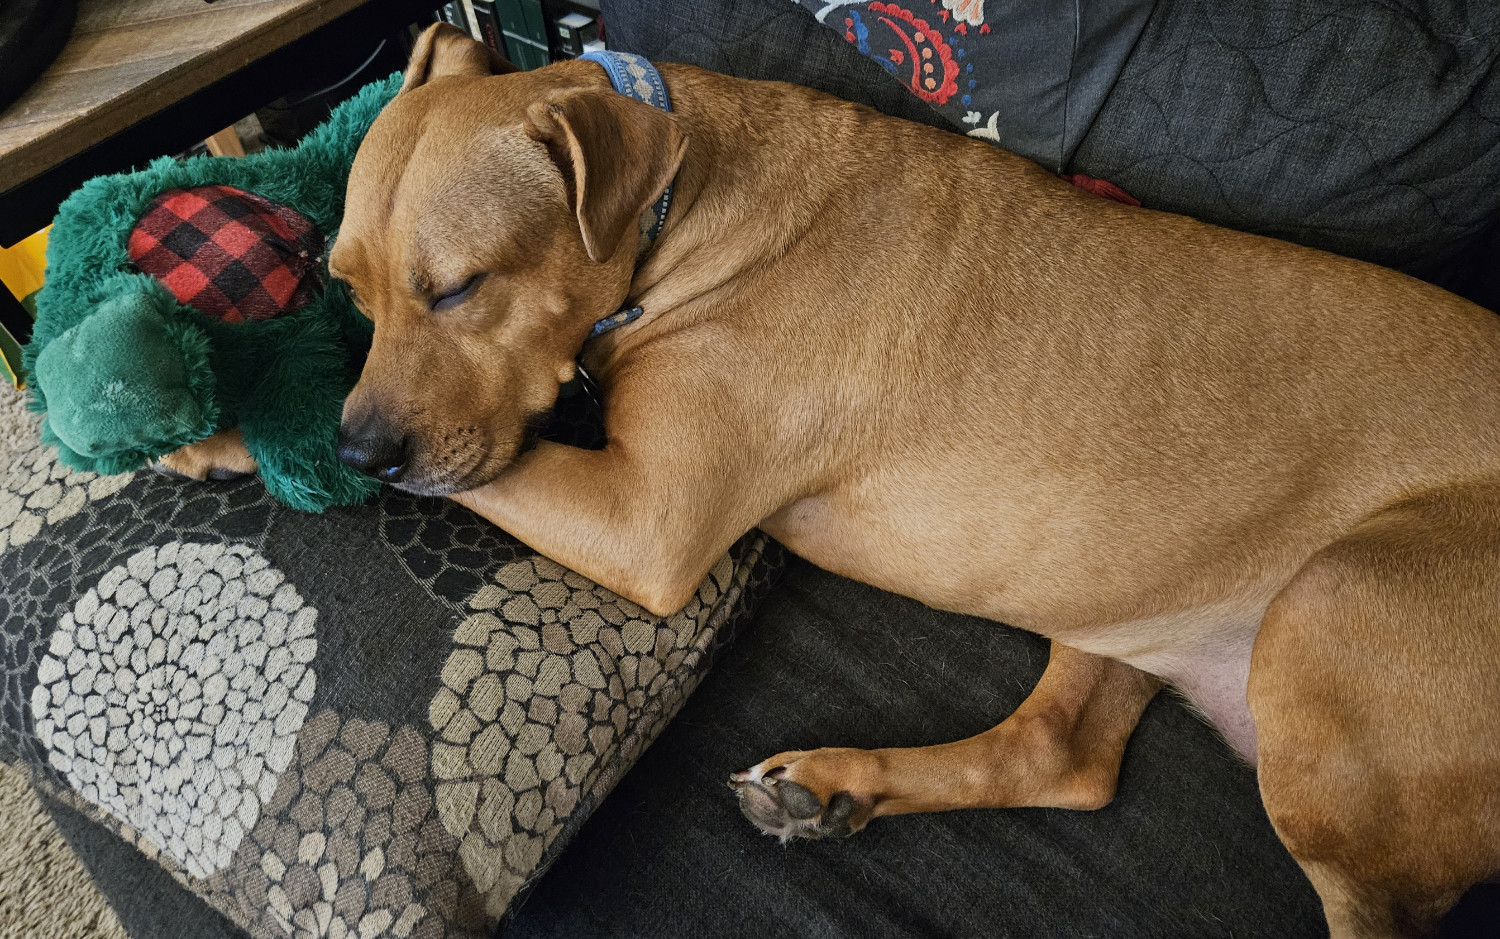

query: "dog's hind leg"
(1250, 481), (1500, 938)
(730, 641), (1160, 839)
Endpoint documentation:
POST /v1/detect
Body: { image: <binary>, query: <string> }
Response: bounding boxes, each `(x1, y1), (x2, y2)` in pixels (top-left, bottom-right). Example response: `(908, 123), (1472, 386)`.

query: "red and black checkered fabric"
(128, 185), (326, 324)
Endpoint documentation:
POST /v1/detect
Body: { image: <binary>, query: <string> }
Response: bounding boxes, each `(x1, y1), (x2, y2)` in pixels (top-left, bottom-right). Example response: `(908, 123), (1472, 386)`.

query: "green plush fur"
(25, 73), (402, 511)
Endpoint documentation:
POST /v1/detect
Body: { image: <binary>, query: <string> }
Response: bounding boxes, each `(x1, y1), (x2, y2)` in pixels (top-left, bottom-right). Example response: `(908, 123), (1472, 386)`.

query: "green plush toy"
(24, 74), (402, 512)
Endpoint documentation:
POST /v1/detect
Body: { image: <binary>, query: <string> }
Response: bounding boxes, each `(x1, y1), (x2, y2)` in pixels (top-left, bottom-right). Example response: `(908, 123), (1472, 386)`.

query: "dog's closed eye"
(431, 273), (485, 311)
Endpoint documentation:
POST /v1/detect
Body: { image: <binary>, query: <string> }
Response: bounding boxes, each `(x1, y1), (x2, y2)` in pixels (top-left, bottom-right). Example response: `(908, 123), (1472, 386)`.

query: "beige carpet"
(0, 380), (127, 939)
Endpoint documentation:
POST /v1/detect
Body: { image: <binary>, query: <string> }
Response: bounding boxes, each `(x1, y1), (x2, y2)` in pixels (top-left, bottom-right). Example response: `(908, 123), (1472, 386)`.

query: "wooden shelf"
(0, 0), (380, 190)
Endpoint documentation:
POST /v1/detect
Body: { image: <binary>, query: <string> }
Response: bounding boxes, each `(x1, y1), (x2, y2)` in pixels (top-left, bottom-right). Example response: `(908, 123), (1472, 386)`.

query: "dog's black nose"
(337, 415), (409, 483)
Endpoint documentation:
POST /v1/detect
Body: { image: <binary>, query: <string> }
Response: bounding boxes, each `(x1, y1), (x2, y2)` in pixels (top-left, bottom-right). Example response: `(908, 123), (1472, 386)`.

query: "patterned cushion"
(0, 399), (784, 936)
(780, 0), (1500, 272)
(616, 0), (1500, 280)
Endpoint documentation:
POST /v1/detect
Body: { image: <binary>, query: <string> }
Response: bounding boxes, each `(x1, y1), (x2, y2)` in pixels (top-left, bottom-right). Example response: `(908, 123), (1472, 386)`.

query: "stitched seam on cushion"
(1060, 0), (1081, 172)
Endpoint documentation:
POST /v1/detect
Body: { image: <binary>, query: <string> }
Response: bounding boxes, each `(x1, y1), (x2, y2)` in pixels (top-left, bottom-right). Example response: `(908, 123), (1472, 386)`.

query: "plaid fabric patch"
(128, 185), (326, 324)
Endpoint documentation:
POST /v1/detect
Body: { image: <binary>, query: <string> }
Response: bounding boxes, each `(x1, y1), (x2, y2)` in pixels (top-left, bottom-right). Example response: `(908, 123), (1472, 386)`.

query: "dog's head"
(331, 24), (684, 494)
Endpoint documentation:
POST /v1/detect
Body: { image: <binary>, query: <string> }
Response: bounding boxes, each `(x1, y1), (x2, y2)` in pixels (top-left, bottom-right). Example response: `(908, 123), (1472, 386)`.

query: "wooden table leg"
(204, 126), (245, 157)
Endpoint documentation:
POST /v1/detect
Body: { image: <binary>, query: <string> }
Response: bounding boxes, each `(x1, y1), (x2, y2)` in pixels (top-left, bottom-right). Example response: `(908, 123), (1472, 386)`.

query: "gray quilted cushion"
(610, 0), (1500, 273)
(1072, 0), (1500, 271)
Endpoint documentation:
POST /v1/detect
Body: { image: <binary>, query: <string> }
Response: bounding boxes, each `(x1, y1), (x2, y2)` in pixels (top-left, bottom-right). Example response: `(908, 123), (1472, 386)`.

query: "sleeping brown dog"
(182, 24), (1500, 936)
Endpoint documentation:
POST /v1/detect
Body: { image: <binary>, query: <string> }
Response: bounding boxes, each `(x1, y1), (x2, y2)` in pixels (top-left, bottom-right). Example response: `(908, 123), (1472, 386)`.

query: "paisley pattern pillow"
(793, 0), (1151, 171)
(0, 398), (784, 937)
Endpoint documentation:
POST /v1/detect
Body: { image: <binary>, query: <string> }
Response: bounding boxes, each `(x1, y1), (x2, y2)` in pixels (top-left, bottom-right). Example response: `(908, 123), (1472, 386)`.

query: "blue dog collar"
(579, 50), (674, 340)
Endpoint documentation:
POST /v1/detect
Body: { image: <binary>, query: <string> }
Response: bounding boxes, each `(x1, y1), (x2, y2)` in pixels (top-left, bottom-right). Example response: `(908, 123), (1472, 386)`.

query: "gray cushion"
(0, 398), (784, 938)
(609, 0), (1500, 280)
(602, 0), (960, 132)
(1072, 0), (1500, 272)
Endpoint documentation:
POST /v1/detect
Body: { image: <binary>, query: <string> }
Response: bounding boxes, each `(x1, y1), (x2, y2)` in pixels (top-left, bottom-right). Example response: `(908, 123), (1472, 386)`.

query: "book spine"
(493, 0), (528, 40)
(518, 0), (550, 52)
(478, 0), (555, 68)
(554, 28), (582, 58)
(457, 0), (483, 40)
(552, 12), (597, 58)
(500, 32), (549, 70)
(468, 0), (507, 56)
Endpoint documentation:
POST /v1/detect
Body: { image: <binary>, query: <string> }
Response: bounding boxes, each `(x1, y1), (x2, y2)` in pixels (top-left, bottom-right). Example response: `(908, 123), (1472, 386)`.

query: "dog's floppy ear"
(526, 88), (687, 263)
(402, 23), (518, 93)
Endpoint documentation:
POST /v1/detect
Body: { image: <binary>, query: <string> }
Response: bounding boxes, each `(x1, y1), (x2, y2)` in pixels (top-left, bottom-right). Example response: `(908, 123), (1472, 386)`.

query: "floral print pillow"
(0, 426), (783, 938)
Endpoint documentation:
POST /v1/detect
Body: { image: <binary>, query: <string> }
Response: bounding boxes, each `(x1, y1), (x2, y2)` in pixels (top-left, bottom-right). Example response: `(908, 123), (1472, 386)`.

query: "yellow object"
(0, 226), (48, 388)
(0, 227), (48, 301)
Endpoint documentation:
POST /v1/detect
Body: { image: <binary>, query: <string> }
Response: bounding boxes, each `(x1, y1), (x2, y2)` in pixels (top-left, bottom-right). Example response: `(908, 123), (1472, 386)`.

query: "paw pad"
(729, 768), (860, 841)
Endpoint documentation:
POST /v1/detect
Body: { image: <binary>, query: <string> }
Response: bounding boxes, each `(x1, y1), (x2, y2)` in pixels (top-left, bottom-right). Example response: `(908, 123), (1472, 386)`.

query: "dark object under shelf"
(0, 0), (76, 115)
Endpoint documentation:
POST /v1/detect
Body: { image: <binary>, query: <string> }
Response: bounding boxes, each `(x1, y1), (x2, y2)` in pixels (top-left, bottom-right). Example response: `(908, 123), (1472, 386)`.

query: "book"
(476, 0), (550, 69)
(518, 0), (550, 53)
(457, 0), (483, 41)
(552, 12), (597, 58)
(492, 0), (529, 44)
(468, 0), (508, 57)
(497, 0), (554, 64)
(502, 32), (550, 70)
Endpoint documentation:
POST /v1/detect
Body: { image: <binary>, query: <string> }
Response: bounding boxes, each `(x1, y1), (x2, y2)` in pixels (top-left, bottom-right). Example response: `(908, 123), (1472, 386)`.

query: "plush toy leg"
(32, 281), (218, 473)
(235, 340), (378, 512)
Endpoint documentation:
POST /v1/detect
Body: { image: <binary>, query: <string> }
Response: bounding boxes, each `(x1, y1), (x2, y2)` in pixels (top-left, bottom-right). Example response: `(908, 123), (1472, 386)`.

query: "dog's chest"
(759, 493), (1029, 620)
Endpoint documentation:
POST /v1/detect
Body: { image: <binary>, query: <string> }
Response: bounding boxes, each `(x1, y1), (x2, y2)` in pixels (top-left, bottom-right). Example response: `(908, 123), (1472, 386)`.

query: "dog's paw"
(728, 749), (876, 841)
(150, 462), (254, 482)
(152, 430), (259, 483)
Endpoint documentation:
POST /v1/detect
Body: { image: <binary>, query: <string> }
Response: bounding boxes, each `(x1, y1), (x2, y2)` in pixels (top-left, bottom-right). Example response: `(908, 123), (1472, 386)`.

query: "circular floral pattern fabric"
(0, 441), (277, 770)
(29, 541), (317, 879)
(429, 552), (740, 913)
(200, 708), (487, 939)
(0, 442), (130, 552)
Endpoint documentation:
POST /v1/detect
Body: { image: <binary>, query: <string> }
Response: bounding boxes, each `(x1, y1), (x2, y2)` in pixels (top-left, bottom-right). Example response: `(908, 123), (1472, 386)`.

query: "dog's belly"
(763, 498), (1274, 763)
(1069, 594), (1274, 763)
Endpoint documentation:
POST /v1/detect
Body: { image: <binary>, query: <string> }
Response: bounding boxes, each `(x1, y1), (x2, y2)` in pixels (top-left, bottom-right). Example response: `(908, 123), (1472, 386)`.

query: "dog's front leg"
(451, 439), (757, 617)
(154, 428), (259, 481)
(730, 642), (1161, 839)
